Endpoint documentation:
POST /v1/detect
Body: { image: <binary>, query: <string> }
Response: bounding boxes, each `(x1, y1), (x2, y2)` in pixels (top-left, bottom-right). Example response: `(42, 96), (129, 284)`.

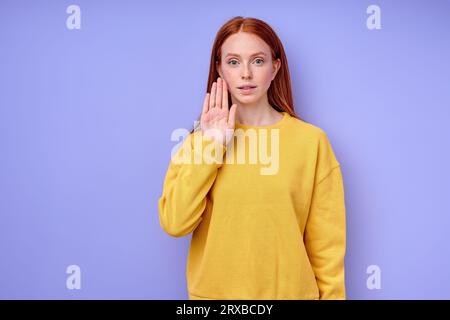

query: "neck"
(234, 95), (282, 126)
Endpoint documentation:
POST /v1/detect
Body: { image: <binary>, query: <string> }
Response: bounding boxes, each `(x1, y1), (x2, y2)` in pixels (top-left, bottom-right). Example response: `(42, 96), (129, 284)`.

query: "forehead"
(221, 32), (271, 57)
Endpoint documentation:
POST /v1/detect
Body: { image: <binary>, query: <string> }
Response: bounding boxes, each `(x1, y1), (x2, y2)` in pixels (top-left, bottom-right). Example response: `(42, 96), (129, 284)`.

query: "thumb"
(228, 104), (237, 127)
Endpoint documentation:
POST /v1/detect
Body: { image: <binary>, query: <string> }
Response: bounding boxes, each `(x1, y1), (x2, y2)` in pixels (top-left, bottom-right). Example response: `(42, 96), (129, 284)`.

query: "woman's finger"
(209, 82), (216, 108)
(222, 78), (229, 111)
(228, 104), (237, 128)
(215, 77), (222, 109)
(202, 93), (210, 115)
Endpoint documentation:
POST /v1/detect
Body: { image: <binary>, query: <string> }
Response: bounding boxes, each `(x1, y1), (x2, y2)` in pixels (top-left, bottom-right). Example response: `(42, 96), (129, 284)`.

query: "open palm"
(201, 77), (237, 146)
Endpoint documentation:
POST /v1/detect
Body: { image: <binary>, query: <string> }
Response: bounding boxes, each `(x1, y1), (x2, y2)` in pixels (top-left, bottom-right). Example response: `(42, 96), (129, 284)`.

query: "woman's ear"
(272, 58), (281, 81)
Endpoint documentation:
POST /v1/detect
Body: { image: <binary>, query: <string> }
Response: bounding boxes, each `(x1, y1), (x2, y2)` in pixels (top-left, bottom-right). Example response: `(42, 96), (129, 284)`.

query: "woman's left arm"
(304, 165), (347, 299)
(304, 129), (347, 300)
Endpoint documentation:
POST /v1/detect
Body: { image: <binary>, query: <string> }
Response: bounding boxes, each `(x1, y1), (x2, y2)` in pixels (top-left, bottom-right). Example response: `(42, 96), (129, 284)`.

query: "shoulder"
(284, 113), (341, 169)
(284, 113), (330, 142)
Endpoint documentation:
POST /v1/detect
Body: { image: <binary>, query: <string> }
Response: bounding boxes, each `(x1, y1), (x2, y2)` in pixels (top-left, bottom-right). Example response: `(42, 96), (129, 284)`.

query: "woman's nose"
(241, 64), (252, 79)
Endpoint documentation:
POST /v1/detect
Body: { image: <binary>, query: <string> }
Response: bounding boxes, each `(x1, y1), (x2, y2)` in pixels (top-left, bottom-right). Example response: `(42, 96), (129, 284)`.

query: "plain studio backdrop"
(0, 0), (449, 299)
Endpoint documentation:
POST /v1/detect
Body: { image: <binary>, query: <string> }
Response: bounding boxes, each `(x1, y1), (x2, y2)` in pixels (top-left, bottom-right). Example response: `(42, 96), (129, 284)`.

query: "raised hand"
(201, 77), (237, 146)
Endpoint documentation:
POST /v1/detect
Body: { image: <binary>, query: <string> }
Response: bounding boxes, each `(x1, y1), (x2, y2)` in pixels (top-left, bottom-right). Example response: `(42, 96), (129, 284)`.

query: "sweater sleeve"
(158, 130), (226, 238)
(304, 130), (347, 300)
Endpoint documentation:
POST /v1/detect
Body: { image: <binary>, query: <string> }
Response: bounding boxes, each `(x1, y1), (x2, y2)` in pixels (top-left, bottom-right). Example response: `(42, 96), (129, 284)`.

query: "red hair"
(192, 16), (301, 132)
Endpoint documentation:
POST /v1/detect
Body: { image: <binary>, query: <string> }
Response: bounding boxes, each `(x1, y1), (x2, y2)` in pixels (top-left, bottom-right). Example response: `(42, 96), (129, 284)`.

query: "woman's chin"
(234, 95), (259, 105)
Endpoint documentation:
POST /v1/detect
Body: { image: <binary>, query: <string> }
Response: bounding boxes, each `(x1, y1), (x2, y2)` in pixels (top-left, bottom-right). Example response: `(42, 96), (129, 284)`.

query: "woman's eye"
(227, 58), (264, 65)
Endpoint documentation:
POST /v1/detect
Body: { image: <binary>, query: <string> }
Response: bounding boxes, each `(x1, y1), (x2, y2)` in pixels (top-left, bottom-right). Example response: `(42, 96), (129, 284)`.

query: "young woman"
(158, 16), (346, 300)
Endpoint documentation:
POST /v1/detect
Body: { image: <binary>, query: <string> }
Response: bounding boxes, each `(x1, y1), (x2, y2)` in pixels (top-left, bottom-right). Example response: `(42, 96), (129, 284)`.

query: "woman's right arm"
(158, 77), (237, 237)
(158, 131), (226, 237)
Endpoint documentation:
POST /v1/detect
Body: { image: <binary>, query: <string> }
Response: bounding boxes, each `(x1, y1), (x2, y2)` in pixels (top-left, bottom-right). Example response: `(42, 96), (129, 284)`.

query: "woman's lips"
(237, 86), (257, 94)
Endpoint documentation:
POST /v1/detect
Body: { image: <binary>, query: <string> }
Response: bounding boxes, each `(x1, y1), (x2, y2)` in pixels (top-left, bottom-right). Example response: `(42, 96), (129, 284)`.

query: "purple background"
(1, 0), (449, 299)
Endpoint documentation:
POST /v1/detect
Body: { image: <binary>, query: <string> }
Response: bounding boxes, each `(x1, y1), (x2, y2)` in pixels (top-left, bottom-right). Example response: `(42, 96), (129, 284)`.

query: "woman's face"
(217, 31), (281, 106)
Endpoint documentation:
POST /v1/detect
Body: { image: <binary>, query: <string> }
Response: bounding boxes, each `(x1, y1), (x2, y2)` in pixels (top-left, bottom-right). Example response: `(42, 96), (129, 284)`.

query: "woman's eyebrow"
(225, 51), (267, 58)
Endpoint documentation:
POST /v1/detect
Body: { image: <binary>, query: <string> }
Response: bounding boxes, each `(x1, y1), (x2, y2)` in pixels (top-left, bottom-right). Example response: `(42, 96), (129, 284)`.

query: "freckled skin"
(216, 31), (280, 110)
(201, 31), (281, 146)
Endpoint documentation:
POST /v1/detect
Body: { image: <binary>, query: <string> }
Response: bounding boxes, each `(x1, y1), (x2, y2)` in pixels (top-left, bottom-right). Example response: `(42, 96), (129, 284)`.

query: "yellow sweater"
(158, 111), (346, 300)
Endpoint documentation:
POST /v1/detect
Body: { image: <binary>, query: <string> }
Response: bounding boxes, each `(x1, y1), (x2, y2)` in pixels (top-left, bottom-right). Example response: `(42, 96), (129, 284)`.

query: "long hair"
(191, 16), (300, 133)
